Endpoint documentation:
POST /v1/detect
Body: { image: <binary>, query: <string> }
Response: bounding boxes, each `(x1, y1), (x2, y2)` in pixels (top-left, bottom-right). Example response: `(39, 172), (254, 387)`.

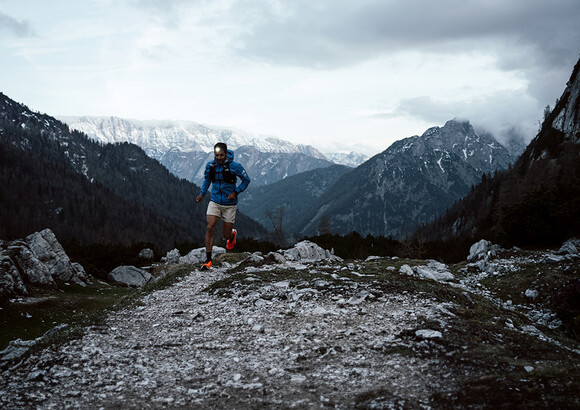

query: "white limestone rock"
(282, 241), (342, 262)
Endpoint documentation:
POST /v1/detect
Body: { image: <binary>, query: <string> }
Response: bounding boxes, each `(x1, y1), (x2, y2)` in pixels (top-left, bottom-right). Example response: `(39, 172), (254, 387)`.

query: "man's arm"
(196, 163), (212, 202)
(232, 163), (251, 195)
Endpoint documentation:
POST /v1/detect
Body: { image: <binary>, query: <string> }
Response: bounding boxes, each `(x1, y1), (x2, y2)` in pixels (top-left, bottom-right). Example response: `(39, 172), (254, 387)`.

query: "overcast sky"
(1, 0), (579, 155)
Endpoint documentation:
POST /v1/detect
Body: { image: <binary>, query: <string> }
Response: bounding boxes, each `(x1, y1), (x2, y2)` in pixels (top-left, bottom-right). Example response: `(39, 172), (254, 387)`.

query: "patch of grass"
(431, 365), (580, 409)
(0, 282), (134, 351)
(0, 262), (199, 353)
(479, 259), (577, 307)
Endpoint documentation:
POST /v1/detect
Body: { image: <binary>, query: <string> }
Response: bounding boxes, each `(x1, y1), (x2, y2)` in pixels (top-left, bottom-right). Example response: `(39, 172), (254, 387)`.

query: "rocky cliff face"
(295, 120), (515, 238)
(0, 229), (90, 299)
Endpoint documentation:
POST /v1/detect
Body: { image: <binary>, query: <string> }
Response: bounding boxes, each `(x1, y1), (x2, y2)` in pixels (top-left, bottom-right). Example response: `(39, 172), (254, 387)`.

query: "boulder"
(400, 260), (454, 282)
(26, 229), (90, 286)
(108, 266), (152, 288)
(415, 260), (455, 282)
(282, 241), (342, 262)
(0, 229), (90, 300)
(162, 249), (181, 264)
(467, 239), (501, 262)
(139, 248), (154, 260)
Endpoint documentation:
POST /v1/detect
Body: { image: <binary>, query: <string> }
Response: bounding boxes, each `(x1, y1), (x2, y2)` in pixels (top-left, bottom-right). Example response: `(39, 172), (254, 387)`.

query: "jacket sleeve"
(232, 162), (251, 195)
(200, 162), (212, 196)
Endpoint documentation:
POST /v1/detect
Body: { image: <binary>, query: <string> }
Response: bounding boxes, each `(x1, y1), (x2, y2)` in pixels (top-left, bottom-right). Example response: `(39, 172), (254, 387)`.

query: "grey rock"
(468, 239), (492, 261)
(468, 239), (502, 263)
(108, 266), (152, 288)
(414, 260), (455, 282)
(282, 240), (342, 262)
(162, 249), (181, 264)
(0, 255), (28, 298)
(525, 289), (539, 300)
(0, 229), (90, 299)
(415, 329), (443, 339)
(557, 238), (580, 256)
(139, 248), (154, 260)
(26, 229), (90, 286)
(260, 252), (287, 265)
(8, 245), (55, 287)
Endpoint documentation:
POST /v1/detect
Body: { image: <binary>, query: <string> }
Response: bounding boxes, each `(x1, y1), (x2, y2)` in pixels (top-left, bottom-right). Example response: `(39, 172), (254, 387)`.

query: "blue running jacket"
(200, 149), (251, 205)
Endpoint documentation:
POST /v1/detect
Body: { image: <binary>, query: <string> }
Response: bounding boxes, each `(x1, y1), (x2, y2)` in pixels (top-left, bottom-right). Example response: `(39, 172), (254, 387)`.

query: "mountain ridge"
(290, 119), (516, 238)
(59, 116), (366, 185)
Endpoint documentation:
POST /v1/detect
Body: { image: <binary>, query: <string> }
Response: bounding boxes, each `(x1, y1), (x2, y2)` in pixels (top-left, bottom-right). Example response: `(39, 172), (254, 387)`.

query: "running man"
(196, 142), (251, 270)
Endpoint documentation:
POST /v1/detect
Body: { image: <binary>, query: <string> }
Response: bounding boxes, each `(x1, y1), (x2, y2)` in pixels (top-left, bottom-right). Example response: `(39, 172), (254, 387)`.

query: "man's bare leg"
(223, 222), (234, 241)
(205, 215), (220, 260)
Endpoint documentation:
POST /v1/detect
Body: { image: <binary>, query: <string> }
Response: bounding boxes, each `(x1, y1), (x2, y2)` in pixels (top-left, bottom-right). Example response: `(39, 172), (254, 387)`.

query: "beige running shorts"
(207, 201), (237, 223)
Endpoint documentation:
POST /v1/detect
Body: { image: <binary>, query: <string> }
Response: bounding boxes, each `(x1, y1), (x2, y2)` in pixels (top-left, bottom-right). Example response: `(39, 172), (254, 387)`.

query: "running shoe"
(200, 260), (212, 271)
(226, 229), (237, 250)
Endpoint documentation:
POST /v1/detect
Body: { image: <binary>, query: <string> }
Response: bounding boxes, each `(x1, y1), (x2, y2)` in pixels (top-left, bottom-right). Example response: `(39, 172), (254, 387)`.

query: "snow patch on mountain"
(324, 151), (369, 167)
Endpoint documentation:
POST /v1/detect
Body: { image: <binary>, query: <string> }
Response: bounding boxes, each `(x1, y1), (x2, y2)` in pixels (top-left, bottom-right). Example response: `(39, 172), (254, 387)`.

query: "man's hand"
(196, 194), (204, 203)
(228, 192), (237, 201)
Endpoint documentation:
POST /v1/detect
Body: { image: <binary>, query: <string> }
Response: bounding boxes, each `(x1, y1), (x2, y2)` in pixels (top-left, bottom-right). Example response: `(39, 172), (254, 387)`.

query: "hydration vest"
(209, 161), (237, 184)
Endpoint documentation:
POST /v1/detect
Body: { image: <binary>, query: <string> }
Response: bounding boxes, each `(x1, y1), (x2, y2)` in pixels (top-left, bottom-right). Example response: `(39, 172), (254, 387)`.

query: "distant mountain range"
(0, 93), (266, 250)
(419, 56), (580, 247)
(243, 119), (518, 239)
(59, 116), (369, 185)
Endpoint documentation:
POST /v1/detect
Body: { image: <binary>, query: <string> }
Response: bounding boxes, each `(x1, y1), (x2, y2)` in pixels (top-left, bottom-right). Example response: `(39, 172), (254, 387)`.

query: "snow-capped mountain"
(293, 119), (516, 238)
(324, 151), (369, 168)
(59, 116), (345, 185)
(59, 116), (326, 158)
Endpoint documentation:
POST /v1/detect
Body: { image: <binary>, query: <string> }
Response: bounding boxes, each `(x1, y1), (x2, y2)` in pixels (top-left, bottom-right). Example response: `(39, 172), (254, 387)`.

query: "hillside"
(419, 57), (580, 247)
(0, 93), (265, 251)
(239, 164), (352, 239)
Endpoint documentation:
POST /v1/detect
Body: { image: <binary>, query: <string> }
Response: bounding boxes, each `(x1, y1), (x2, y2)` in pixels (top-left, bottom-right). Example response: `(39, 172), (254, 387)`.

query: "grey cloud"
(394, 91), (542, 143)
(235, 0), (580, 71)
(0, 12), (35, 37)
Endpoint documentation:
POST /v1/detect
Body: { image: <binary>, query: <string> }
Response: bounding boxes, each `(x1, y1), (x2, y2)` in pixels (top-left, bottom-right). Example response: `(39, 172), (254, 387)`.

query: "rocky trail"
(1, 241), (579, 408)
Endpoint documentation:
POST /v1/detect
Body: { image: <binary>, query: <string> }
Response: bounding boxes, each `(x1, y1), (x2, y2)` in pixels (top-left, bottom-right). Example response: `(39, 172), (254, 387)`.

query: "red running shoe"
(226, 229), (237, 250)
